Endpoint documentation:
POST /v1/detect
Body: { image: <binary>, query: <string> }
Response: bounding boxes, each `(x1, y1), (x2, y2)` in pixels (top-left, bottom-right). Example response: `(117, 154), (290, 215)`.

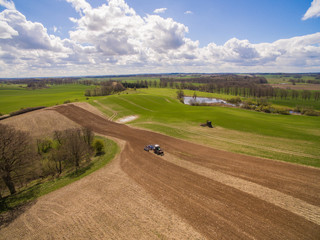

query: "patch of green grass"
(269, 98), (320, 110)
(0, 84), (97, 114)
(0, 137), (118, 213)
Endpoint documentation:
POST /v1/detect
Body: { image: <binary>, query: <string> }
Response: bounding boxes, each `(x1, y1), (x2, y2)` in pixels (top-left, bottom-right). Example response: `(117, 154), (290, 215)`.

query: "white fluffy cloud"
(154, 8), (167, 14)
(0, 10), (65, 51)
(184, 11), (193, 15)
(65, 0), (91, 15)
(68, 0), (189, 59)
(0, 0), (319, 77)
(0, 0), (15, 10)
(0, 18), (18, 39)
(302, 0), (320, 20)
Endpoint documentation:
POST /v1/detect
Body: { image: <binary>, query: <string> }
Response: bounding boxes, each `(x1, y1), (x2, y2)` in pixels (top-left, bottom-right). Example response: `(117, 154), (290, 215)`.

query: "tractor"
(144, 144), (164, 156)
(200, 120), (213, 128)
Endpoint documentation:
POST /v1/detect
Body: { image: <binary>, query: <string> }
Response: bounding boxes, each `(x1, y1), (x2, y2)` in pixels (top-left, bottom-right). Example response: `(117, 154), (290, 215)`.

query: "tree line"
(157, 75), (320, 101)
(0, 124), (105, 198)
(84, 81), (125, 96)
(115, 75), (320, 101)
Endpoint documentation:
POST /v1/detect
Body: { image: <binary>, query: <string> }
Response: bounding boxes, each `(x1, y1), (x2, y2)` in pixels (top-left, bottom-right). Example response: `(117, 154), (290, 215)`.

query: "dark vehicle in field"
(144, 144), (164, 156)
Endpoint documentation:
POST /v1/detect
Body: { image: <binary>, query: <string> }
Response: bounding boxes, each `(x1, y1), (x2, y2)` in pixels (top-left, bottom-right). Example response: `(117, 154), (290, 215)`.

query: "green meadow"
(91, 88), (320, 167)
(0, 84), (95, 114)
(270, 97), (320, 110)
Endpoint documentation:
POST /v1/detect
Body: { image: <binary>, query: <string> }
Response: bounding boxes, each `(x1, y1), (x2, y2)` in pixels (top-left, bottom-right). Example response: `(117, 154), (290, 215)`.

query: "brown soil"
(0, 107), (79, 138)
(1, 104), (320, 239)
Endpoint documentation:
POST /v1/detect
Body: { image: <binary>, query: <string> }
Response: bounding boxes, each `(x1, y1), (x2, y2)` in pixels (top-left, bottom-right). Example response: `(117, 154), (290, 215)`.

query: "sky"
(0, 0), (319, 77)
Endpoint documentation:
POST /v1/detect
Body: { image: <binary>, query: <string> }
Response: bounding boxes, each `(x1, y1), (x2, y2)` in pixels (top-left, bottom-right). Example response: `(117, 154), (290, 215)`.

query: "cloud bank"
(0, 0), (319, 77)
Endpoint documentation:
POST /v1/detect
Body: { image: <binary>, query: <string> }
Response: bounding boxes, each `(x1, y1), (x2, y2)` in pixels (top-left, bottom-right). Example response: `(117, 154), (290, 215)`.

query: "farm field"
(0, 84), (95, 114)
(269, 97), (320, 111)
(91, 88), (320, 167)
(1, 103), (319, 239)
(258, 74), (320, 84)
(270, 83), (320, 91)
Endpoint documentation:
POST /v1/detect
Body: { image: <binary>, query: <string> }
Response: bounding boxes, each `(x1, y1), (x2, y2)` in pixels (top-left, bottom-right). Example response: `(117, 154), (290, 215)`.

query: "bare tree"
(176, 89), (185, 100)
(50, 148), (68, 175)
(0, 124), (34, 195)
(82, 127), (94, 148)
(54, 128), (94, 169)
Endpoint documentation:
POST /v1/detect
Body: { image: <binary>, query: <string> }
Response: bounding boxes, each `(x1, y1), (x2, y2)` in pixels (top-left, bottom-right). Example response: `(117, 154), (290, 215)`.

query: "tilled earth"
(1, 104), (320, 239)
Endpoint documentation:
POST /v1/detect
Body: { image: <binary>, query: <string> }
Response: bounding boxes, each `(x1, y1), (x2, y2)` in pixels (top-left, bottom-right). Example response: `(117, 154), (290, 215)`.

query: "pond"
(184, 96), (233, 106)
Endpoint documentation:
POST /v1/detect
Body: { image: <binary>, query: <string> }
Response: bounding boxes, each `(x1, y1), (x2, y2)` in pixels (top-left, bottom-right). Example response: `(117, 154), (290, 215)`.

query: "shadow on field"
(67, 162), (94, 178)
(0, 198), (37, 228)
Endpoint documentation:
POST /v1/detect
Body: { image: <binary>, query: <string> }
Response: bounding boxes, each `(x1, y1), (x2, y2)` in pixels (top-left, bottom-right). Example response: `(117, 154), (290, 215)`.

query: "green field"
(0, 84), (95, 114)
(91, 88), (320, 167)
(270, 97), (320, 110)
(259, 74), (320, 84)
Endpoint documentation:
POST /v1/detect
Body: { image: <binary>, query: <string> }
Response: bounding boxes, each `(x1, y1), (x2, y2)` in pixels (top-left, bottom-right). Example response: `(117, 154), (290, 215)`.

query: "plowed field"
(1, 104), (320, 239)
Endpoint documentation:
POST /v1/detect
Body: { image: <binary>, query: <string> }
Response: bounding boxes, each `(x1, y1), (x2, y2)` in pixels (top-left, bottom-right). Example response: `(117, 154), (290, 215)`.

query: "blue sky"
(0, 0), (319, 77)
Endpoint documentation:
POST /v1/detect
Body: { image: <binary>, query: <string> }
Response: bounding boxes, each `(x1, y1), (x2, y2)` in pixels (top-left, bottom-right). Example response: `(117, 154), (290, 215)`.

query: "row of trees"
(0, 78), (82, 86)
(288, 79), (320, 85)
(85, 82), (125, 96)
(156, 76), (320, 101)
(0, 124), (104, 197)
(122, 81), (149, 89)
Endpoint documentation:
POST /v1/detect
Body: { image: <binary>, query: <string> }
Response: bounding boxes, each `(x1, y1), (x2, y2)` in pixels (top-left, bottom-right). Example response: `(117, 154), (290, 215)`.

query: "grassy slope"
(1, 137), (119, 212)
(91, 88), (320, 167)
(0, 84), (95, 114)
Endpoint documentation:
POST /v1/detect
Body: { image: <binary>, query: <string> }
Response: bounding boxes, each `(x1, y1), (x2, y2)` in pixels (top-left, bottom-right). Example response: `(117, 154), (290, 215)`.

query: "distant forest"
(1, 74), (319, 101)
(156, 75), (320, 101)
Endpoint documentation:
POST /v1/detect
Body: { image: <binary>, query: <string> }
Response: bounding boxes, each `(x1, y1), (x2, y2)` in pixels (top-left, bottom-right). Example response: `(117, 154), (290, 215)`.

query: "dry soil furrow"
(163, 153), (320, 225)
(121, 141), (320, 240)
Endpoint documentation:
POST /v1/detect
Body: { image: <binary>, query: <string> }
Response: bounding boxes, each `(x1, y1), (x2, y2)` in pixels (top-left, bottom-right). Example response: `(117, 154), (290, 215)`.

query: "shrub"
(37, 139), (53, 154)
(64, 100), (71, 104)
(227, 97), (242, 105)
(276, 109), (290, 115)
(257, 98), (270, 107)
(176, 89), (184, 102)
(294, 106), (319, 116)
(304, 110), (320, 116)
(241, 100), (255, 110)
(93, 139), (105, 156)
(261, 105), (272, 113)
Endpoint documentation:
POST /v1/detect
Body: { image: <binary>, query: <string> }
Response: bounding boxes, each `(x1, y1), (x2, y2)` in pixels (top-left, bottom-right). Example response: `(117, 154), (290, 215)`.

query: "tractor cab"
(154, 144), (164, 156)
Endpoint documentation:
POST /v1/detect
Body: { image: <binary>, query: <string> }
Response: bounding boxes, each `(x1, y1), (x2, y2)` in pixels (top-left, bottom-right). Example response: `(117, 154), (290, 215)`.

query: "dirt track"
(1, 104), (320, 239)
